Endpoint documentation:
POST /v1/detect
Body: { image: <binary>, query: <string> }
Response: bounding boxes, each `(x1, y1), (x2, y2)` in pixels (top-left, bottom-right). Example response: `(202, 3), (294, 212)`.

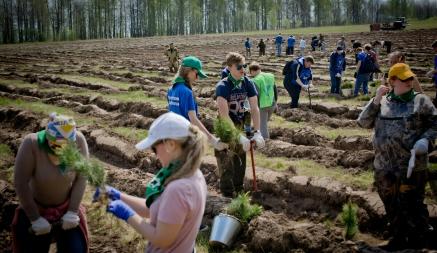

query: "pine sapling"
(340, 201), (359, 240)
(213, 117), (241, 151)
(226, 192), (263, 224)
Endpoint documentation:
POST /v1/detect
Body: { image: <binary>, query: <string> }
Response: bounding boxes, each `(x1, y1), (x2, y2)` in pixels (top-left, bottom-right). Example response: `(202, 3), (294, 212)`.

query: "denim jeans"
(330, 71), (342, 94)
(276, 44), (282, 56)
(284, 84), (302, 108)
(14, 209), (87, 253)
(354, 73), (370, 96)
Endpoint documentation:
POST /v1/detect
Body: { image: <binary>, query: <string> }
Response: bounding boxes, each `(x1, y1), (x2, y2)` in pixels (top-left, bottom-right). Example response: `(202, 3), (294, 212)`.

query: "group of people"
(12, 37), (437, 252)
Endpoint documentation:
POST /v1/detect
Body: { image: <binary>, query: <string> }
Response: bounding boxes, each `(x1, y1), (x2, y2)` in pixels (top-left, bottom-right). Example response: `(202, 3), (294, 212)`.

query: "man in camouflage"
(358, 63), (437, 250)
(164, 43), (180, 72)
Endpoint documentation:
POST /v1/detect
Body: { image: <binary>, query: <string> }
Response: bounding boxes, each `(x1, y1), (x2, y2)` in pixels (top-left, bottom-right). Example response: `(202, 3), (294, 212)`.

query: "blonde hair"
(164, 125), (206, 185)
(226, 52), (245, 67)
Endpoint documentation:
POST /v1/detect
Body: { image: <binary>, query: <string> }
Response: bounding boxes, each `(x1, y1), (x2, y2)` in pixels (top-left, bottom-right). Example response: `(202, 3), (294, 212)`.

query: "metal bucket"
(209, 213), (242, 247)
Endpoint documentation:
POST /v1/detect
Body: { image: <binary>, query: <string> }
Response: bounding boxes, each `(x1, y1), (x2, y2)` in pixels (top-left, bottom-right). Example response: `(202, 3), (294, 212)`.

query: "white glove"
(209, 137), (229, 151)
(407, 149), (416, 179)
(335, 73), (342, 78)
(251, 131), (265, 148)
(302, 85), (309, 91)
(413, 138), (429, 155)
(426, 70), (434, 77)
(239, 134), (251, 152)
(31, 217), (51, 235)
(61, 211), (80, 230)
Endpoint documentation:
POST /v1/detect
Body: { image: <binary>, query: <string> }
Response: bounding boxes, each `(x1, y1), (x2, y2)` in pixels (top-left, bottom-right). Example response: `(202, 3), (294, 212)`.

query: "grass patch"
(269, 114), (304, 129)
(0, 97), (96, 125)
(316, 126), (372, 140)
(254, 153), (373, 189)
(0, 143), (12, 157)
(112, 127), (148, 142)
(196, 230), (244, 253)
(59, 74), (135, 90)
(0, 79), (36, 89)
(103, 90), (167, 106)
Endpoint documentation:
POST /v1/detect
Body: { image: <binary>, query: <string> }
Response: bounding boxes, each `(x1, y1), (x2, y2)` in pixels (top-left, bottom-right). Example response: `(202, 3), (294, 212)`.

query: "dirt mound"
(334, 136), (373, 151)
(279, 108), (357, 128)
(247, 211), (348, 253)
(0, 180), (18, 253)
(0, 107), (41, 132)
(270, 127), (329, 146)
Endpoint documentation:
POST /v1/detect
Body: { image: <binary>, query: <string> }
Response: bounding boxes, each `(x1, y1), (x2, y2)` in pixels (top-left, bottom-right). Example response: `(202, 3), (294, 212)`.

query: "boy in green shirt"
(249, 62), (278, 139)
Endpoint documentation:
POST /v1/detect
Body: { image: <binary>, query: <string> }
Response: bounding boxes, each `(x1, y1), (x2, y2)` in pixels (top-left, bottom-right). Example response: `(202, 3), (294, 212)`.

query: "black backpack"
(359, 53), (378, 74)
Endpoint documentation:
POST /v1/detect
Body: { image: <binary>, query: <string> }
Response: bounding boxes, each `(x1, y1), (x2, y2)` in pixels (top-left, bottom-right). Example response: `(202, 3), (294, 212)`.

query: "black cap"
(432, 40), (437, 48)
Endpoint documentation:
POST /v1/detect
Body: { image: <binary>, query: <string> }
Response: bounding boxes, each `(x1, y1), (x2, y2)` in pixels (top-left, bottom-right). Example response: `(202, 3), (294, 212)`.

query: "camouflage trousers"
(215, 146), (246, 197)
(168, 60), (179, 72)
(374, 169), (430, 246)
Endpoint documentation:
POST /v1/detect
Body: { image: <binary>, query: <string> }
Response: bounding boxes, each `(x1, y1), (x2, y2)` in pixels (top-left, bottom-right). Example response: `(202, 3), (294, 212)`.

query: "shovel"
(249, 141), (258, 192)
(307, 85), (312, 109)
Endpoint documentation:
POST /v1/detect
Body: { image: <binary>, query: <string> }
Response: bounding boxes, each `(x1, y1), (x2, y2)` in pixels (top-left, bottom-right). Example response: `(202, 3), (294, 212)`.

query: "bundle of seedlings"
(58, 142), (107, 204)
(213, 117), (241, 151)
(225, 192), (263, 224)
(340, 201), (359, 240)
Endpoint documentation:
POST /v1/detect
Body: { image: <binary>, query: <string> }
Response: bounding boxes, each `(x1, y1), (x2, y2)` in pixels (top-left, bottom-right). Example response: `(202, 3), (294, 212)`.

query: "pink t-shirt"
(146, 170), (207, 253)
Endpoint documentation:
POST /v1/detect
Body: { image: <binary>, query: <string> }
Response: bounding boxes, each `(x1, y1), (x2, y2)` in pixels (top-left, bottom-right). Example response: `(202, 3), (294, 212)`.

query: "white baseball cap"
(135, 112), (191, 151)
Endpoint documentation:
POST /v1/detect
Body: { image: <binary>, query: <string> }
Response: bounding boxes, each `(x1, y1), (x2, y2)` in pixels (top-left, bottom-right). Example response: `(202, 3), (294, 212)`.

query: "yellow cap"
(388, 63), (415, 81)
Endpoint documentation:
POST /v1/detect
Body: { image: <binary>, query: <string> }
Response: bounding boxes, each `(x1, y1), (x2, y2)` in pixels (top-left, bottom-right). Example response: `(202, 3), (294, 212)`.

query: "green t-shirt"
(252, 72), (275, 109)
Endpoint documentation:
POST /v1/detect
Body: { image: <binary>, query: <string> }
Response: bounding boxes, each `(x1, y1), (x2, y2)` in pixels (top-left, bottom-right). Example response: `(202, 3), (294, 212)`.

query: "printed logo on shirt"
(168, 96), (180, 106)
(229, 92), (247, 115)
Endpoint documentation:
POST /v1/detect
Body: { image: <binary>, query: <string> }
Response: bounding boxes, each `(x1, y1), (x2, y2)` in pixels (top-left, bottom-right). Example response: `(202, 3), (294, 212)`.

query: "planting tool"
(307, 85), (312, 109)
(249, 141), (258, 192)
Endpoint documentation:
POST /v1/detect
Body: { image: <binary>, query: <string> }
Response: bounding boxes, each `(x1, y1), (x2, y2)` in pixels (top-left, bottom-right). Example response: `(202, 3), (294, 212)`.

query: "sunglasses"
(236, 64), (247, 71)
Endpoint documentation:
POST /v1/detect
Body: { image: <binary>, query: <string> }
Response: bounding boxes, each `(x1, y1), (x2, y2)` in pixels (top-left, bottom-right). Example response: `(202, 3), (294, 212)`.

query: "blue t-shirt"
(215, 76), (258, 124)
(434, 55), (437, 85)
(167, 82), (197, 120)
(287, 37), (295, 47)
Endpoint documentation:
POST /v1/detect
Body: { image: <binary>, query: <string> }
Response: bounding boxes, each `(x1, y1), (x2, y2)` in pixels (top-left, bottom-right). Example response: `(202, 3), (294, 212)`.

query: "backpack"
(359, 53), (378, 74)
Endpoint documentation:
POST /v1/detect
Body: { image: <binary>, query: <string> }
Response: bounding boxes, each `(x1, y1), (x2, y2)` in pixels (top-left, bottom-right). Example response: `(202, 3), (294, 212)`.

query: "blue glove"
(106, 186), (121, 200)
(107, 200), (135, 221)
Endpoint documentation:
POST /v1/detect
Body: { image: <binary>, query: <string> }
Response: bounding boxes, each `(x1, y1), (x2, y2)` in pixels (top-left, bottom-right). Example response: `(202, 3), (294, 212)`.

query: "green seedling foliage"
(213, 117), (241, 150)
(341, 201), (359, 240)
(58, 142), (106, 187)
(226, 192), (263, 224)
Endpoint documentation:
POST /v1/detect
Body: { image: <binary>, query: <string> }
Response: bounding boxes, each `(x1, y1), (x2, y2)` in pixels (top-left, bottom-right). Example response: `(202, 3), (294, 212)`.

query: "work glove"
(354, 72), (357, 78)
(251, 131), (265, 149)
(335, 73), (342, 78)
(209, 137), (229, 151)
(107, 200), (136, 222)
(239, 134), (251, 152)
(93, 186), (121, 202)
(31, 217), (51, 235)
(302, 85), (309, 91)
(61, 211), (80, 230)
(413, 138), (429, 155)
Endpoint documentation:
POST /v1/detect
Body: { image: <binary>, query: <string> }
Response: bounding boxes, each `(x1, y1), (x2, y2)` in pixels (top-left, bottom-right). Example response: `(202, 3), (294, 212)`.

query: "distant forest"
(1, 0), (437, 44)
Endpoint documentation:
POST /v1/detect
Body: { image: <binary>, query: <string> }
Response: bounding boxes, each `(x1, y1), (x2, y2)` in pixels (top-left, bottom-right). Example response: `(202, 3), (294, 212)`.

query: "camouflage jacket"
(357, 94), (437, 173)
(165, 48), (179, 62)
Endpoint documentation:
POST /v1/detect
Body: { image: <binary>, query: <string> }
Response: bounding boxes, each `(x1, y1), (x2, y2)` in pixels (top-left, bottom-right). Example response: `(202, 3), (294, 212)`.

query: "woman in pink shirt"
(98, 112), (207, 253)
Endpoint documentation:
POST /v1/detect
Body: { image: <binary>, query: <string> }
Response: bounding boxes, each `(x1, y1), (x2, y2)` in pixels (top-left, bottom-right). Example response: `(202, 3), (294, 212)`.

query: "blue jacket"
(283, 57), (312, 88)
(245, 40), (251, 48)
(275, 35), (283, 45)
(329, 52), (346, 75)
(287, 37), (295, 47)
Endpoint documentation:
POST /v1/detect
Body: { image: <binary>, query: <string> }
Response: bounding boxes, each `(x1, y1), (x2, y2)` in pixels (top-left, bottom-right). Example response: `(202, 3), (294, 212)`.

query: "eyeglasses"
(236, 64), (247, 71)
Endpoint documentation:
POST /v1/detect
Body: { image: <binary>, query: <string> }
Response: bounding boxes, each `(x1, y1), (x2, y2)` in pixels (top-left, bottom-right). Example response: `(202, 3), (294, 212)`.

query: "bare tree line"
(1, 0), (436, 44)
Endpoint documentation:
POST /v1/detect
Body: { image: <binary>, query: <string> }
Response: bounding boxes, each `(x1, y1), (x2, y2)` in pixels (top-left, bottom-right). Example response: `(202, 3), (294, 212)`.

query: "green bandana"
(173, 76), (185, 84)
(37, 130), (67, 173)
(228, 74), (244, 89)
(145, 161), (180, 208)
(387, 89), (416, 103)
